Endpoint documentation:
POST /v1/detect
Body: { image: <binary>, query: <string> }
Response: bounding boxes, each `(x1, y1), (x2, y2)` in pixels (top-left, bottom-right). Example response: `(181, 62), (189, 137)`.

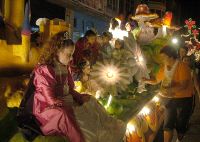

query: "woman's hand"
(81, 94), (90, 103)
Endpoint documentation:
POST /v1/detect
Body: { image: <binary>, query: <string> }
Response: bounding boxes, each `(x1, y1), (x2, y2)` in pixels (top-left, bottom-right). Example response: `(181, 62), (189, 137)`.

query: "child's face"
(83, 64), (91, 75)
(115, 40), (122, 49)
(97, 36), (103, 45)
(102, 36), (110, 44)
(87, 36), (96, 44)
(57, 46), (74, 66)
(125, 23), (131, 31)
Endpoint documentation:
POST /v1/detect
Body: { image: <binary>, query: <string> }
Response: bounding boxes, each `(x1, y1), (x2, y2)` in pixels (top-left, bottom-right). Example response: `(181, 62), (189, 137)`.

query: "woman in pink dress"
(33, 31), (126, 142)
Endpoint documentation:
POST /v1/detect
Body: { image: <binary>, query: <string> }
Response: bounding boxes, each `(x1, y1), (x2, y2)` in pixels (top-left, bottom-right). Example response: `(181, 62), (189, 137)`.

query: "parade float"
(0, 1), (183, 142)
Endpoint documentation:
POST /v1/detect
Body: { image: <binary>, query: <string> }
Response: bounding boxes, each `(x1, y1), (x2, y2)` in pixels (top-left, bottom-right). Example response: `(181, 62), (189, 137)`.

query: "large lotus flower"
(91, 60), (131, 95)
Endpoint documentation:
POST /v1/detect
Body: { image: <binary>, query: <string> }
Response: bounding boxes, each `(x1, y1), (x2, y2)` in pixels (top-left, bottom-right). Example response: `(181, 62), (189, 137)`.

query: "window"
(86, 21), (94, 30)
(126, 0), (134, 13)
(113, 0), (117, 10)
(74, 18), (77, 28)
(107, 0), (119, 11)
(82, 20), (85, 32)
(107, 0), (112, 9)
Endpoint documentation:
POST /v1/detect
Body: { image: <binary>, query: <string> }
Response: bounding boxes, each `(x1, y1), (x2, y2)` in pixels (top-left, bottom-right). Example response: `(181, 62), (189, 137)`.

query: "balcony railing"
(147, 1), (166, 11)
(73, 0), (104, 13)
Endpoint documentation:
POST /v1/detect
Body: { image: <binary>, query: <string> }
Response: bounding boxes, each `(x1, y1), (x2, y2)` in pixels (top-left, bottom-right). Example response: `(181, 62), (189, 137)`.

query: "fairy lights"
(152, 96), (159, 103)
(139, 106), (150, 116)
(105, 94), (112, 109)
(172, 37), (178, 44)
(126, 122), (136, 134)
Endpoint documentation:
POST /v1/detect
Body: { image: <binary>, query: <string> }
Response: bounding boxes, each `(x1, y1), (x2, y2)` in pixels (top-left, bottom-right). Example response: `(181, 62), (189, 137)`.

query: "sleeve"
(34, 66), (61, 105)
(156, 66), (164, 83)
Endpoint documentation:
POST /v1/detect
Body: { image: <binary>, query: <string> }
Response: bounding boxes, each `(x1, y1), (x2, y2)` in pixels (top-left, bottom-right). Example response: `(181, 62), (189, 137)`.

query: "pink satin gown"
(33, 65), (85, 142)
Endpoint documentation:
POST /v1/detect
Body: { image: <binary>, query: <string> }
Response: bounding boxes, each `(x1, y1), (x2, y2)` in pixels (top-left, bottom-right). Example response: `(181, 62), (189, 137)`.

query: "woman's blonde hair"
(39, 31), (74, 65)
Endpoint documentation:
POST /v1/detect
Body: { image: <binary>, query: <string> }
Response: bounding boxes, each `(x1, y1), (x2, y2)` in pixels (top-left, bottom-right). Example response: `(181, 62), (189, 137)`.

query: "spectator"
(144, 45), (194, 142)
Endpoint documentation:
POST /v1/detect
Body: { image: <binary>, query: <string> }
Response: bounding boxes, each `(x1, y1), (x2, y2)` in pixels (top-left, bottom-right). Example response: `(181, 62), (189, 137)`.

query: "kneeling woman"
(33, 31), (126, 142)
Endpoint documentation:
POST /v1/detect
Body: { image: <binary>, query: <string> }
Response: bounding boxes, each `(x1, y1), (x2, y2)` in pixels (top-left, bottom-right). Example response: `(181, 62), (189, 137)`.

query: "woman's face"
(115, 40), (122, 49)
(87, 36), (96, 44)
(102, 36), (110, 44)
(179, 48), (187, 59)
(57, 46), (74, 66)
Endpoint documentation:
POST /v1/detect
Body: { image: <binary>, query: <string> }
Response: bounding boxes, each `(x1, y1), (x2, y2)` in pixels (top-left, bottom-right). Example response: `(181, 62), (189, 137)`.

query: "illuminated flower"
(192, 29), (199, 38)
(185, 19), (196, 30)
(91, 60), (131, 94)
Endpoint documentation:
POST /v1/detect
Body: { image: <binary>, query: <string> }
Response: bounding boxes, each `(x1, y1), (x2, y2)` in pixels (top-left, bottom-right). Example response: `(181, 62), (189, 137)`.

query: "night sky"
(167, 0), (200, 26)
(30, 0), (65, 26)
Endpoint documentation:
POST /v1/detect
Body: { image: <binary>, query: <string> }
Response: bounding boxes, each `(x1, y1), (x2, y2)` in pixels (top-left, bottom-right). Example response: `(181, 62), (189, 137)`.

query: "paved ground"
(172, 95), (200, 142)
(181, 95), (200, 142)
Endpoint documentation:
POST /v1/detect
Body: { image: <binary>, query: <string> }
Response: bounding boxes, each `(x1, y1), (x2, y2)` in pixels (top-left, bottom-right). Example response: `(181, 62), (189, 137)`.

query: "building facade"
(48, 0), (121, 41)
(146, 0), (166, 17)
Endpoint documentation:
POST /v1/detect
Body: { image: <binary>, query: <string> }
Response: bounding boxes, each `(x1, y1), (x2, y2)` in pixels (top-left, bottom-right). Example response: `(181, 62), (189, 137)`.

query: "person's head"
(160, 45), (178, 65)
(125, 20), (138, 31)
(39, 31), (74, 66)
(84, 30), (97, 44)
(78, 60), (91, 75)
(125, 22), (132, 32)
(179, 44), (189, 60)
(110, 18), (119, 30)
(102, 31), (112, 44)
(115, 39), (124, 49)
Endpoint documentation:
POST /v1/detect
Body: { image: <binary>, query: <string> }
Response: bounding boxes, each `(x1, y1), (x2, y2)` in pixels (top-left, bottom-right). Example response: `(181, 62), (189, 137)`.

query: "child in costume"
(33, 31), (126, 142)
(99, 31), (113, 60)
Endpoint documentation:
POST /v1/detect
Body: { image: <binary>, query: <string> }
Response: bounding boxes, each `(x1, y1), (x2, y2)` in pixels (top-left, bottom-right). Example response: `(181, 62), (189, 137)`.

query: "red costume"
(33, 64), (126, 142)
(73, 37), (100, 66)
(33, 65), (85, 142)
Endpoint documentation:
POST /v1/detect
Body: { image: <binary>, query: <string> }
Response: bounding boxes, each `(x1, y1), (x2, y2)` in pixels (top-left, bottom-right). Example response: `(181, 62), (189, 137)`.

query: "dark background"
(166, 0), (200, 25)
(29, 0), (200, 26)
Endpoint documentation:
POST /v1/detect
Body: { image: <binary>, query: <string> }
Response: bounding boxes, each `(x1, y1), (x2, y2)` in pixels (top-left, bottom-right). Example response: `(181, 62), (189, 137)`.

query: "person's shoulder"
(178, 60), (191, 71)
(34, 64), (55, 77)
(77, 37), (85, 43)
(178, 60), (189, 67)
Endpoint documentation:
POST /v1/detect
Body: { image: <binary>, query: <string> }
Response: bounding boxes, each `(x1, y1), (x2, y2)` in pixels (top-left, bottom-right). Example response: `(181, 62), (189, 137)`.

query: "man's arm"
(143, 66), (164, 85)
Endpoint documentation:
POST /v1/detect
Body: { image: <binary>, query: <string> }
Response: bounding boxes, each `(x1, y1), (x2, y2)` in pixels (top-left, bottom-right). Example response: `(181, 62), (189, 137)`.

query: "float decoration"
(91, 60), (131, 96)
(181, 18), (200, 61)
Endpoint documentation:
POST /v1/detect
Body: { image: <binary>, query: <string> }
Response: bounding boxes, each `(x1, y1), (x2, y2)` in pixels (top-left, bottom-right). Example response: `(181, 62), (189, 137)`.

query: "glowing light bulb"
(172, 38), (178, 44)
(126, 123), (135, 133)
(107, 71), (114, 78)
(138, 56), (144, 62)
(105, 95), (112, 108)
(162, 25), (167, 36)
(152, 96), (159, 103)
(139, 106), (150, 115)
(95, 90), (101, 99)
